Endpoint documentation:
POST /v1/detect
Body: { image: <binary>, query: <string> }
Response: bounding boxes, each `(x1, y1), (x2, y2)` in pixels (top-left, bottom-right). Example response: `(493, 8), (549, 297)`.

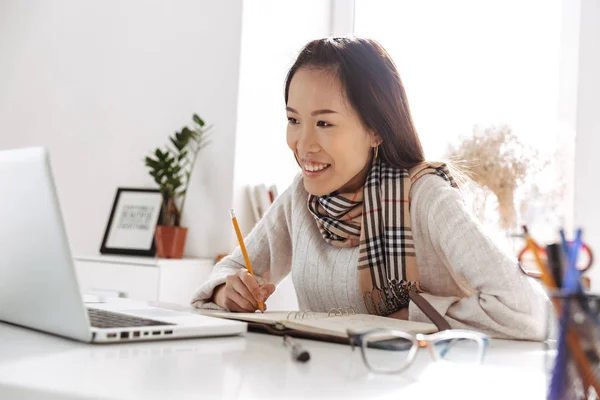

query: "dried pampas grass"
(446, 124), (538, 230)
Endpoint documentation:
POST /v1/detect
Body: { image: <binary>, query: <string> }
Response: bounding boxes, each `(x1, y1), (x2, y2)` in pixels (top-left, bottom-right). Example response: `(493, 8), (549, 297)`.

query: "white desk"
(0, 300), (551, 400)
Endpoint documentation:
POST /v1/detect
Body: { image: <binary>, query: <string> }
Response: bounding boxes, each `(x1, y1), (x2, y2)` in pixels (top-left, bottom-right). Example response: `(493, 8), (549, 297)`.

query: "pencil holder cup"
(544, 290), (600, 399)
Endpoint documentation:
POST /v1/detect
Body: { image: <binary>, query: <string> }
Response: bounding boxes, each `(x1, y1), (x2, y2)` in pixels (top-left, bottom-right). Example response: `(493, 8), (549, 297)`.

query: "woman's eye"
(287, 117), (298, 125)
(317, 121), (333, 127)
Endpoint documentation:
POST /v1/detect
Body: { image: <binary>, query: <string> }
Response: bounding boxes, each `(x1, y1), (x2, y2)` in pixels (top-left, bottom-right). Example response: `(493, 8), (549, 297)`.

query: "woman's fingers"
(260, 283), (276, 300)
(215, 270), (277, 313)
(239, 271), (265, 303)
(219, 274), (256, 312)
(225, 286), (257, 312)
(231, 277), (258, 308)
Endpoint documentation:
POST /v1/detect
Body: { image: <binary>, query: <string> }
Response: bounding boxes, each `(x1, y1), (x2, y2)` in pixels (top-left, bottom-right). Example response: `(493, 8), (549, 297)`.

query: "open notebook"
(198, 309), (438, 344)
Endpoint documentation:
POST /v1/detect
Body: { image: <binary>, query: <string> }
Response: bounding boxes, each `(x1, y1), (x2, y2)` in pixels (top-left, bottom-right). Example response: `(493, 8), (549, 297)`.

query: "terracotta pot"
(155, 226), (188, 259)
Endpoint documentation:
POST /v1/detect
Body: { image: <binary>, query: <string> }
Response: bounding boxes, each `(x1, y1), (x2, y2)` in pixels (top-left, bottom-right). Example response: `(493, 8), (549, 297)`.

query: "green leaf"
(174, 131), (183, 144)
(193, 114), (205, 127)
(145, 156), (160, 168)
(169, 137), (183, 151)
(155, 148), (168, 161)
(181, 127), (193, 142)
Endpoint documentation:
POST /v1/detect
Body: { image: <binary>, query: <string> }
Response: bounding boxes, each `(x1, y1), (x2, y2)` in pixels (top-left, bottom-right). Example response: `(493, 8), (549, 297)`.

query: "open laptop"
(0, 146), (246, 343)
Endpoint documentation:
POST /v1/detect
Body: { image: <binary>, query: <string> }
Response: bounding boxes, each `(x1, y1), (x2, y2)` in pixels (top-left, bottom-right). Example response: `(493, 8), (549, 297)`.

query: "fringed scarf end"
(362, 279), (426, 316)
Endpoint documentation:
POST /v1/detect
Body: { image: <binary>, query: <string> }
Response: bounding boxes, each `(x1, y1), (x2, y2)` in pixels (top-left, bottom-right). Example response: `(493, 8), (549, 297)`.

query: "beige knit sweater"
(191, 174), (548, 340)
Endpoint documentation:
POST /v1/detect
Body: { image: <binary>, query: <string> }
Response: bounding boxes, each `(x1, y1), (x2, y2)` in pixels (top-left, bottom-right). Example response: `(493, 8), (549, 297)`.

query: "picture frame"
(100, 188), (164, 257)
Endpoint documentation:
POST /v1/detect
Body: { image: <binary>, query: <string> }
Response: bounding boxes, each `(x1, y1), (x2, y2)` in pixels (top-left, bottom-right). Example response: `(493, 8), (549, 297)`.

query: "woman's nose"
(297, 126), (320, 153)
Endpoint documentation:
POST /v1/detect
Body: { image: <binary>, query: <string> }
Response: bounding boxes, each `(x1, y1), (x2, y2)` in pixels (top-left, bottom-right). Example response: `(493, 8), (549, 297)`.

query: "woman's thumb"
(260, 283), (276, 299)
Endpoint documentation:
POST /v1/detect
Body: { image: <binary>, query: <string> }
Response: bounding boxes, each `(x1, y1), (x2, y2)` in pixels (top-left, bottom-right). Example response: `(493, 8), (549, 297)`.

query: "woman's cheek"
(286, 128), (297, 151)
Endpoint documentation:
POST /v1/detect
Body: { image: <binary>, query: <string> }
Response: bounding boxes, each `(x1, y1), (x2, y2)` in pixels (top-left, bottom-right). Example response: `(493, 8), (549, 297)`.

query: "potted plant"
(144, 114), (211, 258)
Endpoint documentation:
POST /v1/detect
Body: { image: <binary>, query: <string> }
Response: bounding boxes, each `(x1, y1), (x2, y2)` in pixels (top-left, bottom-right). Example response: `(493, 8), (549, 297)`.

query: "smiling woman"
(285, 68), (378, 196)
(284, 38), (425, 196)
(191, 37), (548, 340)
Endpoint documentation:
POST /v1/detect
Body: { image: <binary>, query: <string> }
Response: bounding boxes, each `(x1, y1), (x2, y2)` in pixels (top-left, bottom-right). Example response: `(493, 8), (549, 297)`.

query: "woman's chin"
(303, 179), (336, 197)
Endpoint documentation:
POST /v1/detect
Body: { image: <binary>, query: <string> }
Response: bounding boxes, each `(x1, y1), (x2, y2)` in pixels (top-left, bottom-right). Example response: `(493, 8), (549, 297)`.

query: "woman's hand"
(213, 269), (276, 312)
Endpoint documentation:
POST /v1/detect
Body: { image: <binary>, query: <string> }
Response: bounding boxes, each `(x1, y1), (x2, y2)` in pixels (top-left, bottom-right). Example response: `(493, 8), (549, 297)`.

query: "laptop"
(0, 146), (246, 343)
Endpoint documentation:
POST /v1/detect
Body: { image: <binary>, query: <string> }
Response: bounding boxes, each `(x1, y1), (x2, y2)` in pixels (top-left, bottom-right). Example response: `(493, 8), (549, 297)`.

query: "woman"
(192, 37), (547, 340)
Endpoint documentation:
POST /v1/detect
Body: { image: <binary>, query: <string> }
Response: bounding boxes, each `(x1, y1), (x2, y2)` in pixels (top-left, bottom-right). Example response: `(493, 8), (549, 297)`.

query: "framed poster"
(100, 188), (164, 256)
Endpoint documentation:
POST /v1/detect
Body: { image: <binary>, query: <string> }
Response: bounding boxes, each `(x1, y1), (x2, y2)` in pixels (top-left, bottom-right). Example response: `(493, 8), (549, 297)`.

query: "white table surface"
(0, 299), (551, 400)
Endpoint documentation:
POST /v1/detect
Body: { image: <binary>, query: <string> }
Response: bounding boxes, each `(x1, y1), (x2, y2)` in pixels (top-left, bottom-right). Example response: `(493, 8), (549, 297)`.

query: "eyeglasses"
(347, 328), (490, 374)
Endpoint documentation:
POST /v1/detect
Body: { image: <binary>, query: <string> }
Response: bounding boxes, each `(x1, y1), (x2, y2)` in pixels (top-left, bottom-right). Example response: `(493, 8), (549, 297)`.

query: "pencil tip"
(230, 209), (236, 218)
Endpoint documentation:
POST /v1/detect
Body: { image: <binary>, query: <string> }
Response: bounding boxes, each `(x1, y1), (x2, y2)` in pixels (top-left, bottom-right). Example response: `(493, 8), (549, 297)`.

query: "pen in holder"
(519, 226), (599, 399)
(542, 228), (599, 400)
(545, 290), (600, 400)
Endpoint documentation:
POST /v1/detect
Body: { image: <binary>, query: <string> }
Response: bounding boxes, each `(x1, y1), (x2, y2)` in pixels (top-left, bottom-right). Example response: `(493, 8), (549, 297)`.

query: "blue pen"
(548, 229), (583, 400)
(559, 229), (583, 293)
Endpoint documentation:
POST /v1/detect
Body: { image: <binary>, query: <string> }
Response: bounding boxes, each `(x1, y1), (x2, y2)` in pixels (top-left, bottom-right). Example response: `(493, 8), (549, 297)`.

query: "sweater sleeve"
(407, 176), (548, 340)
(190, 175), (299, 310)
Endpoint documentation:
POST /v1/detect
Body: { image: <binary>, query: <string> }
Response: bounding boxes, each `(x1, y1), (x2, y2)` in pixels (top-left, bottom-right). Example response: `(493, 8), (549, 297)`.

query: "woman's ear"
(371, 132), (383, 147)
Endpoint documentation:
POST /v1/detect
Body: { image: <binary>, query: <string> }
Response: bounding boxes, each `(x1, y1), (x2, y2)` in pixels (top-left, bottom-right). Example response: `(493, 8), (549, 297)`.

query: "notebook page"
(283, 314), (438, 338)
(197, 310), (329, 325)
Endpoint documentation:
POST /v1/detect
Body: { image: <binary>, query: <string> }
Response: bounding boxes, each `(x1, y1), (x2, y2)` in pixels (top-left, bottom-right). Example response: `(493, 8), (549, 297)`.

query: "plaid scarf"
(307, 158), (458, 316)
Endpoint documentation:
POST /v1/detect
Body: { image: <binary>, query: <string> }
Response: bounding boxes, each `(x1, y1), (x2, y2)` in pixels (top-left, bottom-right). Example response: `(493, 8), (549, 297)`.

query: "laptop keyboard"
(87, 308), (175, 329)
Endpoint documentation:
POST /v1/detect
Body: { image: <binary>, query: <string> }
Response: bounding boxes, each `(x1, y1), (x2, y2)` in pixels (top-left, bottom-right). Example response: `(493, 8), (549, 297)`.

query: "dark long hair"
(285, 37), (425, 170)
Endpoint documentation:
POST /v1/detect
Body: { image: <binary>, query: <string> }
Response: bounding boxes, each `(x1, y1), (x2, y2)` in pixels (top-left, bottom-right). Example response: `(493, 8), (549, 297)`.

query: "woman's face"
(286, 68), (380, 196)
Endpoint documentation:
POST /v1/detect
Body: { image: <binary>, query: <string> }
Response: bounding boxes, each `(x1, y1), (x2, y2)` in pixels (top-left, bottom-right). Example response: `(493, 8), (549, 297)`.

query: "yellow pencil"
(522, 226), (556, 289)
(230, 209), (265, 312)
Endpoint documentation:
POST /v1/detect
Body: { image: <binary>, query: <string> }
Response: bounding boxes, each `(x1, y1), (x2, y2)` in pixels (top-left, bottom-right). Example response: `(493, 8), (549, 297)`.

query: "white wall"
(0, 0), (243, 259)
(574, 0), (600, 290)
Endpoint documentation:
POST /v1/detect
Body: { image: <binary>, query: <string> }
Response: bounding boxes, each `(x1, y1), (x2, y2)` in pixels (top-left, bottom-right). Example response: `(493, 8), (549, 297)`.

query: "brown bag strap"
(409, 291), (451, 331)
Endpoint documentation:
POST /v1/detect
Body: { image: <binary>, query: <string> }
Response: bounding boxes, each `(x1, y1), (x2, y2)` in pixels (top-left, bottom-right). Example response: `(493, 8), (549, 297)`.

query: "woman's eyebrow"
(311, 109), (338, 116)
(285, 106), (339, 116)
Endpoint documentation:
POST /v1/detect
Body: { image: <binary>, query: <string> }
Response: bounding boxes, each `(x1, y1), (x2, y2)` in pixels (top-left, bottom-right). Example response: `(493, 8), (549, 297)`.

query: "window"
(354, 0), (569, 243)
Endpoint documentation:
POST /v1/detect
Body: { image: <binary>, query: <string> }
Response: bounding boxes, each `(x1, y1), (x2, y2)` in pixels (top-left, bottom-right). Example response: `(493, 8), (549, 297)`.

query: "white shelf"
(73, 255), (215, 305)
(74, 255), (213, 267)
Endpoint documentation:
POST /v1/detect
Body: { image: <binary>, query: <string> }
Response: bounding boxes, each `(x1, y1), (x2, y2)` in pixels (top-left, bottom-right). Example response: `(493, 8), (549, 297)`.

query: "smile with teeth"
(303, 162), (331, 172)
